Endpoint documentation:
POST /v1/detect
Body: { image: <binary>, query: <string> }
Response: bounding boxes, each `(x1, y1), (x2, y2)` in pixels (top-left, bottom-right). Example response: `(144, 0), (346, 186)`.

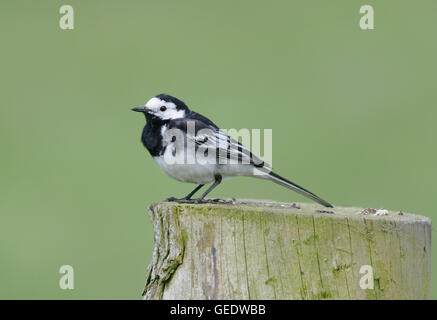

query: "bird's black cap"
(155, 94), (189, 110)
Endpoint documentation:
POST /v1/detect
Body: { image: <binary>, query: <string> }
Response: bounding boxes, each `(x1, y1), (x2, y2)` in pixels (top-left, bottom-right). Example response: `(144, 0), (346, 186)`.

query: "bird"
(132, 94), (333, 207)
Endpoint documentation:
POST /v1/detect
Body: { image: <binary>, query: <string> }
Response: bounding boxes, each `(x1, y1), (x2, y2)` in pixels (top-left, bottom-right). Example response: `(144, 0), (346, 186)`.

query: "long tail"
(267, 171), (333, 208)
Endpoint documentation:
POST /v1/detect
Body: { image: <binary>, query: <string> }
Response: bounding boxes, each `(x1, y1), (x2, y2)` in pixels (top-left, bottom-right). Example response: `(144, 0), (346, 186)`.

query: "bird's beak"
(131, 105), (147, 113)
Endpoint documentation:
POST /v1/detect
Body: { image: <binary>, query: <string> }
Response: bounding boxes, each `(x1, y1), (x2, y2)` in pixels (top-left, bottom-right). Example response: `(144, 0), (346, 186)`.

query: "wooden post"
(143, 200), (431, 300)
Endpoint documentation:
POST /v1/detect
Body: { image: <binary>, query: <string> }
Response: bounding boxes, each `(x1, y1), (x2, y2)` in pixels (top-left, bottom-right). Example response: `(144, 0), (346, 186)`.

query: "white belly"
(153, 156), (217, 184)
(154, 156), (259, 184)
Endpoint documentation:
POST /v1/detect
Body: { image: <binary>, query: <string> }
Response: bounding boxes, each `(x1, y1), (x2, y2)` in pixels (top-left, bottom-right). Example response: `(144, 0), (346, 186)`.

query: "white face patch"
(145, 97), (186, 120)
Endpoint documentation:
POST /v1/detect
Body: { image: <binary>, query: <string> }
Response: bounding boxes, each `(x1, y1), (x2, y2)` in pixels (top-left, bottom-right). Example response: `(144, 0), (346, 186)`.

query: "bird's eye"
(160, 106), (167, 112)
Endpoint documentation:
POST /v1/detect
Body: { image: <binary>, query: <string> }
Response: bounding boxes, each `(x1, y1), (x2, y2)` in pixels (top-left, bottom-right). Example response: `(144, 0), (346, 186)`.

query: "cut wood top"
(154, 199), (430, 224)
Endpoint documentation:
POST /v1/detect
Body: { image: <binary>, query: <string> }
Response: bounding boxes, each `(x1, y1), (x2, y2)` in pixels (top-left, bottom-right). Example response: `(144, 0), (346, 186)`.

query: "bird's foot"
(165, 197), (197, 203)
(166, 197), (236, 204)
(165, 197), (180, 202)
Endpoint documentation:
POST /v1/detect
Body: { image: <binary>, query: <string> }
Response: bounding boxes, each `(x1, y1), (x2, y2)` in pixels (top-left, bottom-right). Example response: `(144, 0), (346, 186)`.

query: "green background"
(1, 0), (435, 299)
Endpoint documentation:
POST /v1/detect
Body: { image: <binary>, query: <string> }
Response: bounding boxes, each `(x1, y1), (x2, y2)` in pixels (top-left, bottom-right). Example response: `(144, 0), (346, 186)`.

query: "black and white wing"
(168, 116), (271, 170)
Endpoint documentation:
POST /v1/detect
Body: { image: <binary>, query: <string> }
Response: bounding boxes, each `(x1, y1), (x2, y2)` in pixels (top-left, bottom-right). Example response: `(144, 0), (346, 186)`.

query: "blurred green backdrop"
(0, 0), (435, 299)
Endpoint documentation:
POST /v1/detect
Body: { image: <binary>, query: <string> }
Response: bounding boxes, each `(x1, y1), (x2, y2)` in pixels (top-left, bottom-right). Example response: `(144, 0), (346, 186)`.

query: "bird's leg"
(166, 184), (204, 202)
(182, 184), (205, 200)
(193, 175), (222, 203)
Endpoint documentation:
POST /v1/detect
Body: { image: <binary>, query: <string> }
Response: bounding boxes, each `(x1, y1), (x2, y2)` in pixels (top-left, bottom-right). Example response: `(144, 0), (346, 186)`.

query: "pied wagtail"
(132, 94), (333, 207)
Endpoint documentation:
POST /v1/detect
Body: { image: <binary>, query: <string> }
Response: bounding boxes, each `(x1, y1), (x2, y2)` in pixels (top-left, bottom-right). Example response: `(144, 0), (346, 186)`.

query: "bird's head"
(131, 94), (189, 121)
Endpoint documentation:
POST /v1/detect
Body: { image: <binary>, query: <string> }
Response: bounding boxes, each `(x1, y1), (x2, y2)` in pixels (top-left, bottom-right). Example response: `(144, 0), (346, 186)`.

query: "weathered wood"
(143, 200), (431, 300)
